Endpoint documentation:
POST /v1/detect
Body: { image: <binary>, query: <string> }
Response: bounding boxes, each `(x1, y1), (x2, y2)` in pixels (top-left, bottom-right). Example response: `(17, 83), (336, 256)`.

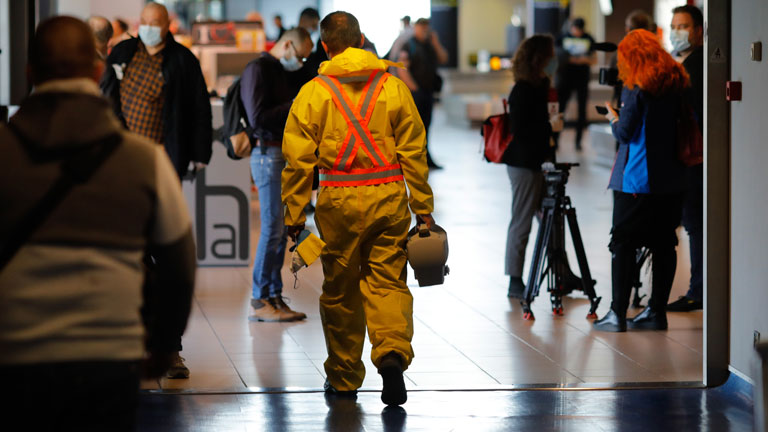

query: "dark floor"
(136, 375), (754, 432)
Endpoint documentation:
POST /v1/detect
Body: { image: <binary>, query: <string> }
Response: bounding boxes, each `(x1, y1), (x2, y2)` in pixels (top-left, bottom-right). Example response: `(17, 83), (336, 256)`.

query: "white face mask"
(139, 25), (164, 47)
(670, 29), (691, 53)
(280, 45), (303, 71)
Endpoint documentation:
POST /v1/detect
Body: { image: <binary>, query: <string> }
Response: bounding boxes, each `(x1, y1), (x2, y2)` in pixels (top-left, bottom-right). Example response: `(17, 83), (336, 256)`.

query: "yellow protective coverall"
(282, 47), (434, 391)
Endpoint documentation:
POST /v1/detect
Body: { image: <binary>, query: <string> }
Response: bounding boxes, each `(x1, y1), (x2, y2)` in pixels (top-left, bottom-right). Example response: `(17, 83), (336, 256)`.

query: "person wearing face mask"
(239, 27), (314, 322)
(667, 5), (705, 313)
(100, 2), (212, 380)
(502, 35), (561, 299)
(101, 2), (212, 180)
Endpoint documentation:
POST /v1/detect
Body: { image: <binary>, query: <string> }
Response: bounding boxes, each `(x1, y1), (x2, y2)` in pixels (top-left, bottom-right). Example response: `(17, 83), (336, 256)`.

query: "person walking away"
(240, 28), (313, 322)
(397, 18), (449, 169)
(593, 29), (688, 332)
(667, 5), (704, 312)
(503, 35), (562, 298)
(281, 11), (435, 406)
(0, 16), (195, 430)
(555, 17), (596, 151)
(101, 1), (212, 378)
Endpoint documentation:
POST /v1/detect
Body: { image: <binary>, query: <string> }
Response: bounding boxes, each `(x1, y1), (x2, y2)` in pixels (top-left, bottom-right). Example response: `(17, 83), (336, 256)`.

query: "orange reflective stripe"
(318, 164), (404, 187)
(314, 71), (390, 171)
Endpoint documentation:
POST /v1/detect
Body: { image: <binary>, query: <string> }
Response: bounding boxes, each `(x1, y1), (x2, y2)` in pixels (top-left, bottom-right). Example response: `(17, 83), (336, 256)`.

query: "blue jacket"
(609, 87), (685, 194)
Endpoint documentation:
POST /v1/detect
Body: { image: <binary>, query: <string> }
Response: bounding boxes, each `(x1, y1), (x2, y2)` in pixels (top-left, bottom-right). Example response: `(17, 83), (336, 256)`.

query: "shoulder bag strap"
(0, 123), (122, 272)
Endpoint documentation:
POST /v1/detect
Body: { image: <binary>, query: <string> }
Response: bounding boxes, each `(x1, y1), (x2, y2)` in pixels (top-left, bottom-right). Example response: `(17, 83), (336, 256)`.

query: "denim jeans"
(250, 146), (287, 299)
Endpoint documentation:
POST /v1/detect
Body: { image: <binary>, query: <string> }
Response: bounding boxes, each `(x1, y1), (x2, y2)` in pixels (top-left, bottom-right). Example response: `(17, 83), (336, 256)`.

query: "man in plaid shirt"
(103, 2), (212, 179)
(102, 2), (212, 379)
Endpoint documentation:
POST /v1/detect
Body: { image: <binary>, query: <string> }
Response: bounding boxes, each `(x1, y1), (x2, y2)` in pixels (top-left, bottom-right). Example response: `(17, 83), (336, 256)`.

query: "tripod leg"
(522, 207), (555, 320)
(565, 208), (602, 318)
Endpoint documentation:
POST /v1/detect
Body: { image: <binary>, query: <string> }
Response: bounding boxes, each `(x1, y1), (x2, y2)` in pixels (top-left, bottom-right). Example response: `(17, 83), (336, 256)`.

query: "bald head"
(30, 16), (99, 85)
(141, 2), (170, 34)
(87, 15), (113, 58)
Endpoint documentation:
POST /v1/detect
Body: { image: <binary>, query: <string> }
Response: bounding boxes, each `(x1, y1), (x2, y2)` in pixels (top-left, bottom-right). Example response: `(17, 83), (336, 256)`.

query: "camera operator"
(608, 10), (654, 106)
(593, 29), (688, 332)
(503, 35), (562, 299)
(667, 5), (704, 312)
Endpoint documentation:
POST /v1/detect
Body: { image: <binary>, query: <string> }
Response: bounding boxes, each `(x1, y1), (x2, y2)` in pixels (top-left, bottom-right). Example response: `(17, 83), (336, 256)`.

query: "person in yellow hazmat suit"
(281, 11), (435, 406)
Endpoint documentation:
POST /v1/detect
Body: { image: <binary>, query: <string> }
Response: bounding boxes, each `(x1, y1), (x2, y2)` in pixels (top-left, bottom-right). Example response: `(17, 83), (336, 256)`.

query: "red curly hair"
(617, 29), (690, 96)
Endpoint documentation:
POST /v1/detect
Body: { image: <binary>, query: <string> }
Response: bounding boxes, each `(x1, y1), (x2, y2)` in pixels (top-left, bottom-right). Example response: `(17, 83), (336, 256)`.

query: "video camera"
(542, 162), (579, 197)
(591, 42), (621, 87)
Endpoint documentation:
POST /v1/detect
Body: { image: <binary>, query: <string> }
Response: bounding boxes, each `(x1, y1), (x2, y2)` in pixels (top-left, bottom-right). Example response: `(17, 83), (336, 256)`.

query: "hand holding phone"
(595, 105), (609, 115)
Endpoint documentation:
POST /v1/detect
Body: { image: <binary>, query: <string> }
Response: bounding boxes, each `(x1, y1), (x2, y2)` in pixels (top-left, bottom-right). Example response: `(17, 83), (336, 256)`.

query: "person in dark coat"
(101, 2), (212, 179)
(100, 1), (211, 378)
(503, 35), (562, 298)
(667, 4), (704, 312)
(594, 29), (689, 332)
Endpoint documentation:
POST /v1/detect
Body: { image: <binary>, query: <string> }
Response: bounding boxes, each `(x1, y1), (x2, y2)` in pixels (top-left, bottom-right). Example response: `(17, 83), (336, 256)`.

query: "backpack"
(481, 99), (513, 163)
(221, 78), (254, 160)
(677, 98), (703, 166)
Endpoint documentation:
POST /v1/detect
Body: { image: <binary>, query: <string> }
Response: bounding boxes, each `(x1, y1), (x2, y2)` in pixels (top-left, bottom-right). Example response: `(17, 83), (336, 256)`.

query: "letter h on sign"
(194, 169), (250, 260)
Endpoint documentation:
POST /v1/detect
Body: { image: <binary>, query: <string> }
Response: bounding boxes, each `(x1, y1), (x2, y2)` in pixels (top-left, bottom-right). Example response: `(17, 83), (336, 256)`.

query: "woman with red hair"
(594, 29), (689, 332)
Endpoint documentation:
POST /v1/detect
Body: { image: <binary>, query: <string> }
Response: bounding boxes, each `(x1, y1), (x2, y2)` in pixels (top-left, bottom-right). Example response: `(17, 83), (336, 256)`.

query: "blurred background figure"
(667, 4), (704, 313)
(611, 10), (653, 105)
(387, 15), (413, 62)
(503, 35), (560, 299)
(273, 14), (286, 41)
(87, 15), (113, 60)
(397, 18), (449, 169)
(594, 29), (689, 333)
(245, 10), (264, 25)
(109, 18), (131, 52)
(555, 17), (596, 151)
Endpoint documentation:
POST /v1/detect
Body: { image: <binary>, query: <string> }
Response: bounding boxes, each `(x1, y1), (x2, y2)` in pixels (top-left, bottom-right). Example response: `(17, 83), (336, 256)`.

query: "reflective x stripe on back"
(314, 71), (389, 170)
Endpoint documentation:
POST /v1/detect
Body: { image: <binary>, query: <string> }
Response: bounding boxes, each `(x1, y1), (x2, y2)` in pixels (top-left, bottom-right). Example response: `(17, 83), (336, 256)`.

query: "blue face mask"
(544, 58), (557, 78)
(139, 25), (164, 47)
(670, 29), (691, 53)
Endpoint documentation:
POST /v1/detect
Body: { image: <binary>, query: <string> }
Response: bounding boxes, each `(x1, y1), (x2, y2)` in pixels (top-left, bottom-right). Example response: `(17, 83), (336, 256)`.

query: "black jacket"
(682, 46), (704, 132)
(240, 53), (296, 143)
(101, 35), (212, 178)
(503, 79), (554, 169)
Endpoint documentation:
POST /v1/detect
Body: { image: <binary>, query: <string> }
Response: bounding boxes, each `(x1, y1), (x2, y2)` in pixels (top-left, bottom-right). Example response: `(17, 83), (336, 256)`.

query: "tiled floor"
(147, 107), (703, 392)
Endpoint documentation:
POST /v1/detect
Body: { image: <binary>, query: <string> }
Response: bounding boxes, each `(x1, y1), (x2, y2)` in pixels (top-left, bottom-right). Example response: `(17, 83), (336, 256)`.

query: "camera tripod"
(520, 163), (602, 320)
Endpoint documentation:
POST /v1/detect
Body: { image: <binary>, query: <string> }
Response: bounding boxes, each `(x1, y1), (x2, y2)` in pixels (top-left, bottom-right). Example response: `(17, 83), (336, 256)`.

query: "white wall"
(0, 0), (10, 106)
(730, 0), (768, 381)
(57, 0), (144, 25)
(458, 0), (525, 71)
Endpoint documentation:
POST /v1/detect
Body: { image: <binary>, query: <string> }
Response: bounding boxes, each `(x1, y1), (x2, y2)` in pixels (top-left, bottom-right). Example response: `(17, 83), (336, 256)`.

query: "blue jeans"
(250, 147), (286, 299)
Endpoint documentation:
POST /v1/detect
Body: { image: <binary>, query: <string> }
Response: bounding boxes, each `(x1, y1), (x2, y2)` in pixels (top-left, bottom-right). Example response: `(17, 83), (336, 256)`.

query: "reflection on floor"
(136, 376), (753, 431)
(145, 109), (702, 392)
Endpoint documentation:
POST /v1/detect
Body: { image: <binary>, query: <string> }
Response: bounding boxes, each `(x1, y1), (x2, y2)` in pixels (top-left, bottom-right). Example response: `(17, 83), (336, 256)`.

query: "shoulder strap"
(0, 123), (122, 272)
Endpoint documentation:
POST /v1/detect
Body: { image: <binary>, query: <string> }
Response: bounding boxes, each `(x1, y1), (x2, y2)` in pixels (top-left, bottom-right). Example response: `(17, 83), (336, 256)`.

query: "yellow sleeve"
(281, 83), (319, 227)
(390, 77), (434, 214)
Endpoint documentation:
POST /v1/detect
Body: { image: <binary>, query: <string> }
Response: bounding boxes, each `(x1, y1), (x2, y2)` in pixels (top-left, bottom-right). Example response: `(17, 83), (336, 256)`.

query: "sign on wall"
(182, 101), (251, 267)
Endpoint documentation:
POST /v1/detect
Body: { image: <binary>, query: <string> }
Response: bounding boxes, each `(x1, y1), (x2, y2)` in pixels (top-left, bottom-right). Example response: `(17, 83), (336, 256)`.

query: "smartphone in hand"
(595, 105), (609, 115)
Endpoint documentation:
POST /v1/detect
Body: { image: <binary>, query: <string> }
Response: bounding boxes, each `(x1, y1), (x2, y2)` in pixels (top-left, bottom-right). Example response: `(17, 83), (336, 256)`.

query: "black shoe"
(667, 296), (703, 312)
(324, 380), (358, 398)
(593, 309), (627, 332)
(507, 277), (525, 299)
(379, 352), (407, 406)
(628, 306), (668, 330)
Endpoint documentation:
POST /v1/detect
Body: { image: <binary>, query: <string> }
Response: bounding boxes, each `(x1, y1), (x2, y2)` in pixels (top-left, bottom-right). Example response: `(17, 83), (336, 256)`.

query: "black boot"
(507, 277), (525, 299)
(379, 352), (407, 406)
(593, 309), (627, 332)
(628, 306), (668, 330)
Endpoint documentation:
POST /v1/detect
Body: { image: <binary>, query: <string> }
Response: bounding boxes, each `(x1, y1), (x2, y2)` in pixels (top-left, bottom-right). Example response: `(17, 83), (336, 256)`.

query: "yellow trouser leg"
(315, 182), (415, 390)
(360, 195), (414, 370)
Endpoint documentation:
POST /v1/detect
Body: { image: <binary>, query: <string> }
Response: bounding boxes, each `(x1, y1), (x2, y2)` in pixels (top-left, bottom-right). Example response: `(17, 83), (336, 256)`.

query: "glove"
(541, 162), (556, 172)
